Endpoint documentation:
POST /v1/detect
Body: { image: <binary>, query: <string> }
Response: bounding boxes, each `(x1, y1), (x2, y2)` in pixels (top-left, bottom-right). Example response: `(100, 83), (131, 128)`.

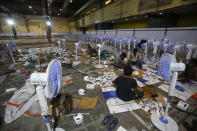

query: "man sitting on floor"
(113, 65), (144, 101)
(87, 44), (97, 57)
(114, 52), (127, 68)
(179, 58), (197, 82)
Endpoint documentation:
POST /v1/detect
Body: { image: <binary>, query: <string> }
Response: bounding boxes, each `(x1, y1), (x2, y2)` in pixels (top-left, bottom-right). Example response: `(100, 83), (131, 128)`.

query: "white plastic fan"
(73, 40), (82, 66)
(151, 53), (185, 131)
(62, 39), (66, 50)
(95, 43), (104, 68)
(7, 41), (16, 64)
(151, 40), (159, 62)
(141, 42), (148, 62)
(184, 43), (197, 64)
(127, 39), (131, 59)
(119, 39), (123, 53)
(133, 38), (137, 49)
(173, 44), (182, 56)
(30, 60), (64, 131)
(57, 40), (62, 59)
(160, 39), (169, 53)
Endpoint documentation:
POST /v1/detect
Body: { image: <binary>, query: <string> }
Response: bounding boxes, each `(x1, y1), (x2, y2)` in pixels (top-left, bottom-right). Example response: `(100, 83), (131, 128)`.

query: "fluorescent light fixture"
(105, 0), (112, 5)
(29, 5), (32, 9)
(46, 21), (51, 26)
(7, 19), (15, 25)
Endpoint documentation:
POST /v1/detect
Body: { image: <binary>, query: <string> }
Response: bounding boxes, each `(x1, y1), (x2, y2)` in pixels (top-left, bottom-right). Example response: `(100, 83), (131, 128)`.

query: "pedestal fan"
(95, 43), (104, 68)
(62, 39), (66, 50)
(160, 39), (169, 53)
(141, 42), (148, 62)
(151, 53), (185, 131)
(73, 41), (82, 66)
(184, 43), (197, 64)
(150, 40), (159, 63)
(7, 41), (16, 64)
(30, 60), (64, 131)
(127, 39), (131, 59)
(57, 40), (62, 60)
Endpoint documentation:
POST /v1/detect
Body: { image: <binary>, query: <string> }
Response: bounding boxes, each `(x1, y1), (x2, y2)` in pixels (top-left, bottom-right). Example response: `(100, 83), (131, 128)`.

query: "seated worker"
(179, 58), (197, 82)
(114, 52), (127, 68)
(100, 50), (107, 59)
(130, 48), (139, 65)
(87, 44), (97, 57)
(113, 65), (144, 101)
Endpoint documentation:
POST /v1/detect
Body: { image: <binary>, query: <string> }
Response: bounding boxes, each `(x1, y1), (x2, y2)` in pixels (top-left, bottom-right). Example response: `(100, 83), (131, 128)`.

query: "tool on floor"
(151, 53), (185, 131)
(30, 60), (65, 131)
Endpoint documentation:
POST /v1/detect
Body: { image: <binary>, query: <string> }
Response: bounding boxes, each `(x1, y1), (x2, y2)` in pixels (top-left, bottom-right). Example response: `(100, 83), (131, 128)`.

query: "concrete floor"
(0, 41), (196, 131)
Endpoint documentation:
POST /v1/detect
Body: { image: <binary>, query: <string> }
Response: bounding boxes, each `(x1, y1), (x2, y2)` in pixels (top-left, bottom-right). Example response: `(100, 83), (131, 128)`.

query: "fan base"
(55, 128), (65, 131)
(72, 61), (81, 66)
(95, 64), (104, 69)
(151, 113), (178, 131)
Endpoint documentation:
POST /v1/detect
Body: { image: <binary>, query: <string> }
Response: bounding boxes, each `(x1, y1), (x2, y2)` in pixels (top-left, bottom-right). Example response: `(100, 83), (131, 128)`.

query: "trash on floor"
(5, 88), (17, 93)
(117, 126), (127, 131)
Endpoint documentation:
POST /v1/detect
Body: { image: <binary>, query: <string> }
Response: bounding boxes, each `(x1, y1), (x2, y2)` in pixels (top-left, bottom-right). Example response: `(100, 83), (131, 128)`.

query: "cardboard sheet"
(72, 95), (98, 109)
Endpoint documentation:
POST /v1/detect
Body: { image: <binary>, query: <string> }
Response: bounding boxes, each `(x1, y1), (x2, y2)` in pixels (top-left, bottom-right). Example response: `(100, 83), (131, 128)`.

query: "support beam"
(41, 0), (51, 42)
(68, 0), (97, 21)
(0, 21), (3, 33)
(25, 19), (30, 33)
(0, 3), (26, 19)
(11, 24), (17, 39)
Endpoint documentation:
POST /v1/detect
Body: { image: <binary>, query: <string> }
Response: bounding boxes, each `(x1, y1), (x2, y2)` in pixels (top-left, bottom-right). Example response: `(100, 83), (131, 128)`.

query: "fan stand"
(151, 56), (185, 131)
(95, 44), (104, 69)
(151, 72), (179, 131)
(143, 43), (149, 63)
(186, 46), (193, 64)
(73, 42), (81, 66)
(127, 41), (131, 59)
(151, 42), (159, 66)
(30, 60), (65, 131)
(57, 41), (63, 60)
(8, 49), (16, 64)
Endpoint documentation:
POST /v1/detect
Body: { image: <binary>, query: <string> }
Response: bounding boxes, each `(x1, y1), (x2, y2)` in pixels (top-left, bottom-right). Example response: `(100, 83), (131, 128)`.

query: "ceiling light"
(46, 21), (51, 26)
(29, 5), (32, 9)
(159, 12), (163, 15)
(58, 13), (60, 16)
(7, 19), (15, 25)
(59, 9), (62, 11)
(105, 0), (112, 5)
(33, 11), (36, 14)
(70, 0), (72, 2)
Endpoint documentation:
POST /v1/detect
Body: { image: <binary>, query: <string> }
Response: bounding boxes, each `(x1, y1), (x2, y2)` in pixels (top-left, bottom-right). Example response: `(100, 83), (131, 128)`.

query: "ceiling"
(0, 0), (90, 18)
